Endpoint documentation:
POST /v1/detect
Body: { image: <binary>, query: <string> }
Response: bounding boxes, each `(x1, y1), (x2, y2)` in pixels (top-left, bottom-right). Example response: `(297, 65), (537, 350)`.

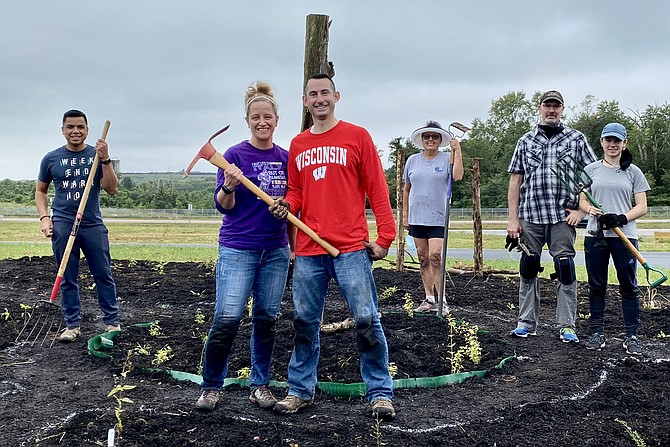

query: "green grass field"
(2, 219), (668, 286)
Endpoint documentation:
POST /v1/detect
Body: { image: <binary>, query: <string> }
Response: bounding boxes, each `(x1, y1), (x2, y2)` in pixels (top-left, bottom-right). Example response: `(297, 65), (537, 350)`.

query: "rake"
(436, 122), (470, 317)
(552, 155), (667, 288)
(15, 120), (112, 347)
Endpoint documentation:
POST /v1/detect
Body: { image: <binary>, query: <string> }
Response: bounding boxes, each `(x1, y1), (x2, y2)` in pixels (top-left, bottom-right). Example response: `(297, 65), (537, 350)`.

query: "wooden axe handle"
(185, 127), (340, 257)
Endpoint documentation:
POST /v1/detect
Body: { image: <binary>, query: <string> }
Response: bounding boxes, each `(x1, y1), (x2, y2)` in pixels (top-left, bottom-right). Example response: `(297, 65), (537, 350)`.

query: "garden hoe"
(552, 154), (667, 288)
(184, 126), (340, 257)
(436, 122), (471, 317)
(15, 120), (112, 347)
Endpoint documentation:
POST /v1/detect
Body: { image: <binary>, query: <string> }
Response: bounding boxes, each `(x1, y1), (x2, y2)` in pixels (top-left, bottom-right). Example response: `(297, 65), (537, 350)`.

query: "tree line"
(3, 91), (669, 209)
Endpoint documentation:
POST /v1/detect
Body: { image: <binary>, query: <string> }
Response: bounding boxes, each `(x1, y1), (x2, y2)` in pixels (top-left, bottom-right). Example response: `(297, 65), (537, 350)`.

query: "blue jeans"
(200, 245), (289, 390)
(585, 237), (639, 337)
(51, 220), (119, 329)
(286, 249), (393, 403)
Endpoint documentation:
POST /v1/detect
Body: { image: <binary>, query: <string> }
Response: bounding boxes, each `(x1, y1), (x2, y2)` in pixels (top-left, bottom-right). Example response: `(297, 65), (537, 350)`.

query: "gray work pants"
(516, 220), (577, 330)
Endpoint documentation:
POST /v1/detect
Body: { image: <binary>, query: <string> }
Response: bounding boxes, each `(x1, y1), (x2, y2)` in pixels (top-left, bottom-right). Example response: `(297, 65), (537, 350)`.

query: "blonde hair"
(245, 81), (278, 117)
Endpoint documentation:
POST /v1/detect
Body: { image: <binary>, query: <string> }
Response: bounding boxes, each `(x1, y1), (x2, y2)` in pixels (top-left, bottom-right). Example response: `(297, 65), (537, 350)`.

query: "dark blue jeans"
(584, 236), (639, 337)
(51, 220), (119, 329)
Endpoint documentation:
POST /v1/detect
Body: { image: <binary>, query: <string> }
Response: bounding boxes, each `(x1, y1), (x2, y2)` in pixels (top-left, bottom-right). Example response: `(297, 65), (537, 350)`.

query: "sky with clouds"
(1, 0), (669, 180)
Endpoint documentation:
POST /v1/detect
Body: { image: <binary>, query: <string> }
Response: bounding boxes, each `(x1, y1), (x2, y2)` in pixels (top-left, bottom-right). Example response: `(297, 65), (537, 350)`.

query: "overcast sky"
(2, 1), (669, 180)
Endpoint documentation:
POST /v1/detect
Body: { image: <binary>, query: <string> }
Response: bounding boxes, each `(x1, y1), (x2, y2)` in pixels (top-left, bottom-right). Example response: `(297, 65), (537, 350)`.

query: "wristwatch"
(221, 184), (235, 194)
(100, 158), (112, 165)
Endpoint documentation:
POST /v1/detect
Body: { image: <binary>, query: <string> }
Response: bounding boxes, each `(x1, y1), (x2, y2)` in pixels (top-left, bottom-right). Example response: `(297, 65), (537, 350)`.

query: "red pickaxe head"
(184, 125), (230, 177)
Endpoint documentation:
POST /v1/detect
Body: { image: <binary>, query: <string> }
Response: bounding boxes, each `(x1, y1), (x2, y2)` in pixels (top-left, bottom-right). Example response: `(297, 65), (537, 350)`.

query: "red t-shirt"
(285, 120), (396, 255)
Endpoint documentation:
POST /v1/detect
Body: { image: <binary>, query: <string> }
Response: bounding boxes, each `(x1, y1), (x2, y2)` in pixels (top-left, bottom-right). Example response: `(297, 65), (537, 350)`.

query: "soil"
(2, 256), (670, 447)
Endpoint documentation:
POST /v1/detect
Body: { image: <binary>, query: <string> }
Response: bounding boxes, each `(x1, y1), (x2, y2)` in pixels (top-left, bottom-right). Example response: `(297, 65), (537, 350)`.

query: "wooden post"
(302, 14), (335, 132)
(471, 158), (484, 272)
(395, 148), (406, 271)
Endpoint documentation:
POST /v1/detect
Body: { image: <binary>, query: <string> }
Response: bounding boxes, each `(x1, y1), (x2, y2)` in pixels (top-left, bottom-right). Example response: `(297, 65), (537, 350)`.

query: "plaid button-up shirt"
(508, 124), (596, 225)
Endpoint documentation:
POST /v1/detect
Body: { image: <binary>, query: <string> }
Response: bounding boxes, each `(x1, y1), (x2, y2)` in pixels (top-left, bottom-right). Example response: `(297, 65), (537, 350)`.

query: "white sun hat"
(410, 121), (453, 149)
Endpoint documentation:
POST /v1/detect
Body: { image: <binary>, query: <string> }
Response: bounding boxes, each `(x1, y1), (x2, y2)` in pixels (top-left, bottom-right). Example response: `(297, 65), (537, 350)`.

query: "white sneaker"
(414, 300), (437, 312)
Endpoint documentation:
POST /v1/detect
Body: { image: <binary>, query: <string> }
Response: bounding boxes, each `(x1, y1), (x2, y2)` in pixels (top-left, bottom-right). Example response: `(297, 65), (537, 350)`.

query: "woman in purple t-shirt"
(196, 81), (293, 412)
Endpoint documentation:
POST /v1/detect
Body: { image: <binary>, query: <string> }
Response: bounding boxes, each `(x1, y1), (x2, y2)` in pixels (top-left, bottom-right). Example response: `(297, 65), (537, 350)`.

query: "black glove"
(269, 199), (290, 220)
(598, 213), (628, 229)
(505, 235), (519, 252)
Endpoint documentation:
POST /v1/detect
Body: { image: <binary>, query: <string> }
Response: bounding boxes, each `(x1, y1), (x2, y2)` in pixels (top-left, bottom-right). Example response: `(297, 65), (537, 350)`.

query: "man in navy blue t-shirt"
(35, 109), (121, 342)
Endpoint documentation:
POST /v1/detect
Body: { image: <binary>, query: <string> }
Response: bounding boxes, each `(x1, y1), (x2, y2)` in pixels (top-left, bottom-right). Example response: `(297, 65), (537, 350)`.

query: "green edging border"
(88, 326), (515, 397)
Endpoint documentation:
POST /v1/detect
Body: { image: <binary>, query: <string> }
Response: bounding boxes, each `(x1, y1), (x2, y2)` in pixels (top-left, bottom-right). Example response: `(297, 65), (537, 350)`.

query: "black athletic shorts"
(408, 225), (444, 239)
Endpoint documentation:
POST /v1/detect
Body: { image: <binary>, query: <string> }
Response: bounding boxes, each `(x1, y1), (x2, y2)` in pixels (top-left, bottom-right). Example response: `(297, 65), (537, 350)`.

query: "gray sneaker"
(371, 398), (396, 420)
(249, 385), (278, 409)
(585, 333), (606, 350)
(414, 300), (437, 312)
(273, 395), (313, 414)
(623, 335), (643, 355)
(195, 390), (221, 411)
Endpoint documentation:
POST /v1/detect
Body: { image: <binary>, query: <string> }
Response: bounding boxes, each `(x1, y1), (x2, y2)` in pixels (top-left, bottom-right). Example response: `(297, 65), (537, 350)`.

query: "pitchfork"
(15, 120), (112, 347)
(552, 155), (667, 288)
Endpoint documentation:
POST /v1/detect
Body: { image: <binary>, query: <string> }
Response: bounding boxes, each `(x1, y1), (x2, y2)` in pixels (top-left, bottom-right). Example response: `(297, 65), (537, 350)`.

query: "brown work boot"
(58, 327), (80, 343)
(195, 390), (221, 412)
(249, 385), (278, 409)
(105, 324), (122, 332)
(371, 398), (396, 420)
(273, 395), (313, 415)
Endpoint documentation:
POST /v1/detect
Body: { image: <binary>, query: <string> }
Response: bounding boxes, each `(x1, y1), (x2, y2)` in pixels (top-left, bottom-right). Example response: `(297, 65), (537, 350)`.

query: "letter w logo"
(312, 166), (327, 181)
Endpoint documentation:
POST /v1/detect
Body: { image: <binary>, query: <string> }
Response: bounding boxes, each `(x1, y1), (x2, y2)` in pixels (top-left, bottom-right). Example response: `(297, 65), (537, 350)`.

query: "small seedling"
(107, 350), (137, 445)
(402, 293), (414, 318)
(148, 322), (163, 337)
(379, 286), (397, 301)
(370, 415), (386, 446)
(388, 362), (398, 378)
(1, 308), (10, 321)
(506, 303), (516, 311)
(656, 330), (670, 339)
(615, 418), (646, 447)
(446, 314), (482, 374)
(151, 345), (173, 366)
(194, 308), (206, 325)
(579, 312), (591, 320)
(237, 367), (251, 380)
(133, 343), (150, 356)
(20, 303), (31, 321)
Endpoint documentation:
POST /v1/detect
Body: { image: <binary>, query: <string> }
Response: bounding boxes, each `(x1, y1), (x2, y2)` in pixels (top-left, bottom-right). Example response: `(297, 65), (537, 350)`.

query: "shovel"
(552, 154), (667, 288)
(184, 126), (340, 257)
(15, 120), (112, 346)
(436, 122), (470, 317)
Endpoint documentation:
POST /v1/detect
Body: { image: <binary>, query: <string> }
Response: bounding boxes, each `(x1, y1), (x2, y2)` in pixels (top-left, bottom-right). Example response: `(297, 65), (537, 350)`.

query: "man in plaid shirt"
(506, 90), (596, 343)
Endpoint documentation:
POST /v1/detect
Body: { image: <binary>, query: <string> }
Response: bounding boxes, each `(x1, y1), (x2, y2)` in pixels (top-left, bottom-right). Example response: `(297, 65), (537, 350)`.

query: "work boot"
(249, 385), (278, 409)
(58, 327), (80, 343)
(273, 395), (313, 415)
(105, 324), (122, 332)
(195, 390), (221, 411)
(371, 398), (396, 420)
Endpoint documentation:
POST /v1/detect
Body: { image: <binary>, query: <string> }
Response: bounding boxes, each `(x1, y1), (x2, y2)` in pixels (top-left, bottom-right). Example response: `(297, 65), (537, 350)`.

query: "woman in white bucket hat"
(402, 120), (464, 312)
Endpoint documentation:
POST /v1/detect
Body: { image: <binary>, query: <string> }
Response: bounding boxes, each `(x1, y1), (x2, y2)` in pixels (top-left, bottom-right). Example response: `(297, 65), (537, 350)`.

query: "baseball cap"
(601, 122), (627, 140)
(540, 90), (564, 105)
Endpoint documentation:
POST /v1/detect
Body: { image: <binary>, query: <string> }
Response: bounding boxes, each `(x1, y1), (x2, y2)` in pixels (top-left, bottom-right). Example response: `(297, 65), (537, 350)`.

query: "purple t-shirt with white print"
(215, 140), (289, 250)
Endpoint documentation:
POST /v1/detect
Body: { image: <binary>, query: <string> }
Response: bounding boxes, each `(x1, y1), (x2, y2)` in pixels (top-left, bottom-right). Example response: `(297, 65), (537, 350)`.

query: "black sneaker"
(585, 333), (606, 350)
(623, 335), (643, 355)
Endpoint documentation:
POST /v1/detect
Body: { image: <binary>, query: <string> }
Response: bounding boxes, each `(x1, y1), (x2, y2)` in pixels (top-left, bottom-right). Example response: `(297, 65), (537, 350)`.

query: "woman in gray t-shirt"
(579, 122), (650, 355)
(402, 121), (464, 312)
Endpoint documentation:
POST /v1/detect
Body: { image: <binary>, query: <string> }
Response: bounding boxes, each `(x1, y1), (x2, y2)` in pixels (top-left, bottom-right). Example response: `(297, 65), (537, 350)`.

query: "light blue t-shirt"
(402, 151), (452, 227)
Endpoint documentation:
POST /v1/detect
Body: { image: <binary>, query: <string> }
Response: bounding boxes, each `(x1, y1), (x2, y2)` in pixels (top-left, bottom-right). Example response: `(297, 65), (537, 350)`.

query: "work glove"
(505, 235), (519, 252)
(269, 199), (290, 220)
(598, 213), (628, 230)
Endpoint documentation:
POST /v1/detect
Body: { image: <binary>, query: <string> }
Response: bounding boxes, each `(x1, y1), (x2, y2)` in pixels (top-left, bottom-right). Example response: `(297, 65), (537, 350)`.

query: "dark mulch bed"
(2, 256), (670, 446)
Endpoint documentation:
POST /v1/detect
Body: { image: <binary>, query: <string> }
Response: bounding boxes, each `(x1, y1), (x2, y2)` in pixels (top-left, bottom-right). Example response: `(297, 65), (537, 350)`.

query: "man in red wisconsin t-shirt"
(270, 73), (397, 420)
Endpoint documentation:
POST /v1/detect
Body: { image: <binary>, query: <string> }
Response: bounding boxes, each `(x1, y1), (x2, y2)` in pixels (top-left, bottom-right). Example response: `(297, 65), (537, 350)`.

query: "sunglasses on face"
(422, 133), (441, 141)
